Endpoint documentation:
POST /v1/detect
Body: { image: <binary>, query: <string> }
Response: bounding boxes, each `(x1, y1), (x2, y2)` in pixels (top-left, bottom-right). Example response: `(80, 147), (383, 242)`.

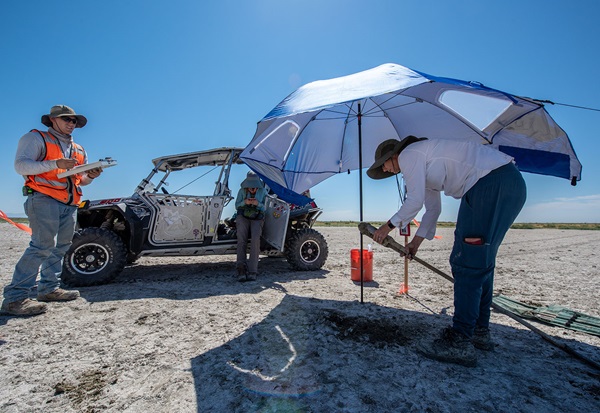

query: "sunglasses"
(61, 117), (78, 125)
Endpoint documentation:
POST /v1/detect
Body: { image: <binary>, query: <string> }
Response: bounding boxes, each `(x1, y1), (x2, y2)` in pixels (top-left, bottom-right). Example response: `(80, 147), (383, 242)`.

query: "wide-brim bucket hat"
(241, 172), (263, 188)
(41, 105), (87, 128)
(367, 136), (426, 180)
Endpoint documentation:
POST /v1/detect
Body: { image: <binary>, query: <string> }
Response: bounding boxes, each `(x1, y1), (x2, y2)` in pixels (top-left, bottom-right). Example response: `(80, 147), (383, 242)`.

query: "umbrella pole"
(358, 103), (364, 303)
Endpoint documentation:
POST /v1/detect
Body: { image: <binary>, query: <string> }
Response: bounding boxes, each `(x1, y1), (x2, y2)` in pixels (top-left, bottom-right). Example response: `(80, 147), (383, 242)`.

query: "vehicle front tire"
(62, 227), (127, 286)
(285, 228), (328, 271)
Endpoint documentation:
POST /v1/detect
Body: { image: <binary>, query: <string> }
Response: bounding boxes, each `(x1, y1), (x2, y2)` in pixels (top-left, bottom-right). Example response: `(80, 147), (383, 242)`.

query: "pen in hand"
(57, 157), (78, 169)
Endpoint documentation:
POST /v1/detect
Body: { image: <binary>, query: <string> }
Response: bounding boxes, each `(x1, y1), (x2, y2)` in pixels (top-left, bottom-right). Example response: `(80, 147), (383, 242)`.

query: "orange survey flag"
(412, 218), (442, 239)
(0, 210), (32, 235)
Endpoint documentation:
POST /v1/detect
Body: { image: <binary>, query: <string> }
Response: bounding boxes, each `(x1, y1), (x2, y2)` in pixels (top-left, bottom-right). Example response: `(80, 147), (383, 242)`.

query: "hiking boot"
(417, 327), (477, 367)
(37, 288), (80, 302)
(246, 272), (257, 281)
(1, 298), (48, 316)
(472, 326), (495, 351)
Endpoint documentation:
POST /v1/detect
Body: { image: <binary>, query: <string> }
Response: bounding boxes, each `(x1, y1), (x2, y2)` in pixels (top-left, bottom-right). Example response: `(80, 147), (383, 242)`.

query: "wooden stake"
(397, 235), (409, 295)
(404, 235), (409, 287)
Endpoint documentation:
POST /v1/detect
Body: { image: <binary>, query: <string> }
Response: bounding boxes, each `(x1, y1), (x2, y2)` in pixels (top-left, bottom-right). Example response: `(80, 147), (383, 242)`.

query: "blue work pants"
(3, 192), (77, 302)
(450, 163), (527, 338)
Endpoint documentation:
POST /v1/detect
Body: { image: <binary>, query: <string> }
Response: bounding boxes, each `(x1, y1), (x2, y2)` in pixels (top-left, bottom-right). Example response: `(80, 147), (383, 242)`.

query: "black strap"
(30, 129), (48, 161)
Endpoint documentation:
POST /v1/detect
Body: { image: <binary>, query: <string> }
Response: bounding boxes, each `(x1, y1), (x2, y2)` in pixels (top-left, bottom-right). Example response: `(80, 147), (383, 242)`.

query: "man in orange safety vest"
(1, 105), (103, 316)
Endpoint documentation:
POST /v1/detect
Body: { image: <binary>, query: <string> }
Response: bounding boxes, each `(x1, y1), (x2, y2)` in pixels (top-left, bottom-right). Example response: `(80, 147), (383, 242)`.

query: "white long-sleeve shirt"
(389, 139), (513, 240)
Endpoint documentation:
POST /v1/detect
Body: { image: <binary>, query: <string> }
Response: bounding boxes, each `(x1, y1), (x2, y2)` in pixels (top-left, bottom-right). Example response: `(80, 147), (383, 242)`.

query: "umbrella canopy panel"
(242, 63), (582, 202)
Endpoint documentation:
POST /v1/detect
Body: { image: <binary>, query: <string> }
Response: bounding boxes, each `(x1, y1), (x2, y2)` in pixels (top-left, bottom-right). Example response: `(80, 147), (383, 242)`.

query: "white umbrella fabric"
(242, 63), (581, 205)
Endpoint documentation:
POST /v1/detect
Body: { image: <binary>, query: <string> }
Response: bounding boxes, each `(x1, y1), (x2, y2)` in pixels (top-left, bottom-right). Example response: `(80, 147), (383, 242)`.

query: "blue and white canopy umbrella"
(241, 63), (582, 299)
(242, 63), (581, 205)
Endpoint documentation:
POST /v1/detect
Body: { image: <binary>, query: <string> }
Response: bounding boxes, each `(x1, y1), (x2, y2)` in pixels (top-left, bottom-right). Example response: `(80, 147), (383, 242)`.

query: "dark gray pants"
(236, 215), (264, 273)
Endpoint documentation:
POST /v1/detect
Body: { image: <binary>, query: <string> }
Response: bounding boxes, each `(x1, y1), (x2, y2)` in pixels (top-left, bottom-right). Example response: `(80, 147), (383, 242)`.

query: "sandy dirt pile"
(1, 224), (599, 412)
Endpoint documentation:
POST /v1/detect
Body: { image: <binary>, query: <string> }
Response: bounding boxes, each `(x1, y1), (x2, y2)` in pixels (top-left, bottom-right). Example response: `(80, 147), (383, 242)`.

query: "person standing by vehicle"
(235, 172), (267, 282)
(368, 136), (526, 367)
(1, 105), (103, 316)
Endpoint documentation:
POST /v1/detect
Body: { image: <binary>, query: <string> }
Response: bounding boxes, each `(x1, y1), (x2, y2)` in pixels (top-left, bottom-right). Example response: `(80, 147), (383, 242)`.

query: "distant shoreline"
(5, 219), (598, 231)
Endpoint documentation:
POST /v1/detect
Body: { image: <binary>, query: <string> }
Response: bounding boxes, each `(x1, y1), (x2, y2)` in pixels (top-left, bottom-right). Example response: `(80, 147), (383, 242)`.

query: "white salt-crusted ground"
(1, 224), (599, 412)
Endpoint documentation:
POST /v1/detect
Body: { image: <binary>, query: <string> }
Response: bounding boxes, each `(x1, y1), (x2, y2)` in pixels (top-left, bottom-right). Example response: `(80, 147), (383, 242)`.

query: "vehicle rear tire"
(62, 227), (127, 286)
(285, 228), (328, 270)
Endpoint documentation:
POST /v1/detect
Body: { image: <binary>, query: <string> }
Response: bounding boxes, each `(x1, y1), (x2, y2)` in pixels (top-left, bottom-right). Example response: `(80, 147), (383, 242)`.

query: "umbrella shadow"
(190, 294), (600, 412)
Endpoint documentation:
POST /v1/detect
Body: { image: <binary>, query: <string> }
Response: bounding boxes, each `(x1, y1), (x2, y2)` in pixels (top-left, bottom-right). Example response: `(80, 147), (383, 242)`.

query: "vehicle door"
(261, 195), (290, 251)
(146, 193), (212, 245)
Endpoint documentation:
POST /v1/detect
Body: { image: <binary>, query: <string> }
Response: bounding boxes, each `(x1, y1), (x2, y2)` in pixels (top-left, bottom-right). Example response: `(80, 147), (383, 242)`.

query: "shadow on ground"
(73, 256), (328, 303)
(190, 294), (600, 413)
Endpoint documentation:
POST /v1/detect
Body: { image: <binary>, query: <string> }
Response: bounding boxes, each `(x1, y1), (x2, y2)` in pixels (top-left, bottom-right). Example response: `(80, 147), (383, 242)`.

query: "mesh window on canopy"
(439, 90), (512, 131)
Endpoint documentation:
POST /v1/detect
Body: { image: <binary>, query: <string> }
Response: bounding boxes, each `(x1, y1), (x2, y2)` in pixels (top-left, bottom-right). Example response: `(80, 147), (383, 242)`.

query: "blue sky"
(1, 0), (599, 223)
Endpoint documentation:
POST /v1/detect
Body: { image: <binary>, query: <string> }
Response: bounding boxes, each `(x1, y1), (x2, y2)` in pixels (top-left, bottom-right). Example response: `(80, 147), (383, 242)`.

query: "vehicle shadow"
(73, 256), (329, 303)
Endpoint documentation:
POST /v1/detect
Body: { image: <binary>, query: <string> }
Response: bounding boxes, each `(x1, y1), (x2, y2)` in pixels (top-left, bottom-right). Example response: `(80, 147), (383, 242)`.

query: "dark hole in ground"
(322, 310), (417, 348)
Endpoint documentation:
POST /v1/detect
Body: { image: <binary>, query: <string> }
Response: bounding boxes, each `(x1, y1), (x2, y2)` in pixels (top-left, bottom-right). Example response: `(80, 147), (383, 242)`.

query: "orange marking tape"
(412, 218), (442, 239)
(0, 210), (32, 235)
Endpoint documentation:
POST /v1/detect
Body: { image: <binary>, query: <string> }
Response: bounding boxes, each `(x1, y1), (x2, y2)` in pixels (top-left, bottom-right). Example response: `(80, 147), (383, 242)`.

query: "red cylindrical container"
(350, 249), (373, 282)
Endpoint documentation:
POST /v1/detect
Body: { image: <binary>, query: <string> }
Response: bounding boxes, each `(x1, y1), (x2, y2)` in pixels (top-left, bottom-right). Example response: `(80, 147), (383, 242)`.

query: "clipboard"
(57, 158), (118, 178)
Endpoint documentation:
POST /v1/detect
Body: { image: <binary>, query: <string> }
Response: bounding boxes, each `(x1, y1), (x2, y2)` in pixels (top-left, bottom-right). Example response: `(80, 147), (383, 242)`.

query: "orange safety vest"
(25, 130), (86, 206)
